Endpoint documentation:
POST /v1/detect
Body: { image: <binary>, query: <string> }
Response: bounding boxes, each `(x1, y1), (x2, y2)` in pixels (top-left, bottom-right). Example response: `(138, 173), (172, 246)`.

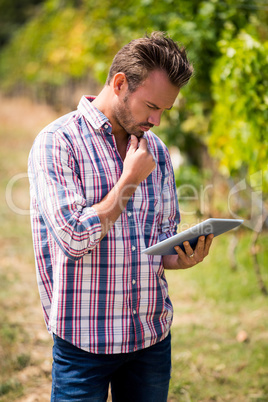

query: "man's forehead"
(136, 70), (180, 108)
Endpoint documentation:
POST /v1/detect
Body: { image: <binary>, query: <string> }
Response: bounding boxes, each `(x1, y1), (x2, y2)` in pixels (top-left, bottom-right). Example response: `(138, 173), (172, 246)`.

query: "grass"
(0, 96), (267, 401)
(166, 233), (268, 401)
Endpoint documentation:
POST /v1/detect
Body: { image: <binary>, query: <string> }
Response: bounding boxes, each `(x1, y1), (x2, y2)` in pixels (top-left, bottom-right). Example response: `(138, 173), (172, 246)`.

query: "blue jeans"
(51, 332), (171, 402)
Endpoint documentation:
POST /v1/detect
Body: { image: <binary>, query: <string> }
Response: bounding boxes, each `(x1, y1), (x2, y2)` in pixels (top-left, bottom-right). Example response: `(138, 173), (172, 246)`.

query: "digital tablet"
(141, 218), (243, 255)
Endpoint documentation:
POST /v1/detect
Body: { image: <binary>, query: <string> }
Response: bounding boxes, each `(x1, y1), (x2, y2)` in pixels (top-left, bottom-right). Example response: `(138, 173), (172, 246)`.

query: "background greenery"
(0, 0), (267, 189)
(0, 0), (267, 400)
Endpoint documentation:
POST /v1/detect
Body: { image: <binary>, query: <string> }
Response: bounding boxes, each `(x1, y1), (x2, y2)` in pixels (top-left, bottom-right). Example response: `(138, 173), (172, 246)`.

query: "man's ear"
(113, 72), (128, 95)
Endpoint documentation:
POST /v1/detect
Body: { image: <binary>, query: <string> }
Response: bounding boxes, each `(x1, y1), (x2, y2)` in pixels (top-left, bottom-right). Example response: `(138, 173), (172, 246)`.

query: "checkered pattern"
(28, 96), (180, 354)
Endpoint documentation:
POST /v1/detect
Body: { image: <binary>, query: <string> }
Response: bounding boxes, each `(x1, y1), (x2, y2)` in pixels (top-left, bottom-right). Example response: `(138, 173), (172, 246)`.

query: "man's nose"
(148, 110), (162, 127)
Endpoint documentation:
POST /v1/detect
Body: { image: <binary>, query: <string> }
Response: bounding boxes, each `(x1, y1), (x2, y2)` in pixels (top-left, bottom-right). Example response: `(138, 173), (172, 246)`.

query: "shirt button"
(127, 212), (132, 217)
(132, 279), (136, 285)
(133, 309), (137, 315)
(104, 124), (109, 129)
(132, 245), (136, 251)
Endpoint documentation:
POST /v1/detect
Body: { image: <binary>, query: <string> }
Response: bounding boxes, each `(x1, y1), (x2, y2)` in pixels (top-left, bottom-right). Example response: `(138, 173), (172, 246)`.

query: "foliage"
(209, 31), (268, 192)
(0, 0), (45, 47)
(0, 1), (260, 123)
(0, 7), (90, 90)
(0, 0), (267, 191)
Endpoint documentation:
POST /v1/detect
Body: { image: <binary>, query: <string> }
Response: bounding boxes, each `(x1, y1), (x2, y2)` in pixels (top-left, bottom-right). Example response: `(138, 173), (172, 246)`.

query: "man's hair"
(106, 31), (194, 92)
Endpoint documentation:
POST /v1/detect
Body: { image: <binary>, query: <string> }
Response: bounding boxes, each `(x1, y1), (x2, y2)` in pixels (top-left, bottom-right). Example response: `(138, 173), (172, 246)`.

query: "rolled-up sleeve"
(29, 130), (102, 260)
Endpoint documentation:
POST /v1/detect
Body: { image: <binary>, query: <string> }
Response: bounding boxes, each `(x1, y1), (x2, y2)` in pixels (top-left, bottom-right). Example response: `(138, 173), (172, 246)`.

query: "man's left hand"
(162, 234), (214, 270)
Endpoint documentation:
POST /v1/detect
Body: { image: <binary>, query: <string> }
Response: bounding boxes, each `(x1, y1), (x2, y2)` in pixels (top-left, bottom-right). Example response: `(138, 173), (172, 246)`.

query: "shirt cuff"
(158, 230), (177, 242)
(79, 207), (102, 250)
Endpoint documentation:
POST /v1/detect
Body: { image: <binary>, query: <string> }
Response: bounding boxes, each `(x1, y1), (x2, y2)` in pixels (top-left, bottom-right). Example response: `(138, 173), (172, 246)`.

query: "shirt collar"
(77, 95), (150, 140)
(77, 95), (112, 134)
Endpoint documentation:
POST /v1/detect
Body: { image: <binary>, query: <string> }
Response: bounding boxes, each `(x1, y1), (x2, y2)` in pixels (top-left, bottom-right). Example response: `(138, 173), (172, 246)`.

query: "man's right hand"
(122, 135), (156, 185)
(93, 135), (156, 240)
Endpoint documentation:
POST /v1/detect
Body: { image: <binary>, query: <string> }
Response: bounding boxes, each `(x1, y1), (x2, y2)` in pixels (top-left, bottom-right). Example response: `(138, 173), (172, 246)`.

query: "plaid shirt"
(28, 95), (180, 354)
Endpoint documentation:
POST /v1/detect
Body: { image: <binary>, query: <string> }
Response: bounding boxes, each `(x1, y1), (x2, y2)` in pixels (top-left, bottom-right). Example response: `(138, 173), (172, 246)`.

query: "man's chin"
(130, 130), (144, 138)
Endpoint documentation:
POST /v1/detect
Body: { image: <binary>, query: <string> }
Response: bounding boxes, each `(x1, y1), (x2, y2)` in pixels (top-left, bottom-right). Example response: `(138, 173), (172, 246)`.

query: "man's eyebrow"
(147, 102), (173, 110)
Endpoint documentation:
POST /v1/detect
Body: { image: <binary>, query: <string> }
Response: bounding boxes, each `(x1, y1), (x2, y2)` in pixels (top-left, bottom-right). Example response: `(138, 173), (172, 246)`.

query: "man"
(29, 31), (213, 401)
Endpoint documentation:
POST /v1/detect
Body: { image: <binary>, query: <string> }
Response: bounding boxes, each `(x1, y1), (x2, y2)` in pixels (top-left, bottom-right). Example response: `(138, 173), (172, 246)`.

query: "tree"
(0, 0), (45, 47)
(0, 0), (261, 160)
(209, 29), (268, 294)
(209, 31), (268, 193)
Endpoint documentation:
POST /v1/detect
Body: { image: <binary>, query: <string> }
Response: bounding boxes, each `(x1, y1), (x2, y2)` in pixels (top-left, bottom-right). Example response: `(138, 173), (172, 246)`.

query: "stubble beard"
(113, 94), (147, 138)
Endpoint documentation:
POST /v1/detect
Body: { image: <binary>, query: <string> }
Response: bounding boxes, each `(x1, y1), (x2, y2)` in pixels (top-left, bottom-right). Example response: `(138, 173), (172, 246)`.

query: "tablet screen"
(141, 218), (243, 255)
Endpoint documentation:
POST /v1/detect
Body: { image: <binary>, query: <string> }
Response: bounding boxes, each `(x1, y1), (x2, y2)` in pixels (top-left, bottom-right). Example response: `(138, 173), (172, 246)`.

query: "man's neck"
(92, 87), (128, 141)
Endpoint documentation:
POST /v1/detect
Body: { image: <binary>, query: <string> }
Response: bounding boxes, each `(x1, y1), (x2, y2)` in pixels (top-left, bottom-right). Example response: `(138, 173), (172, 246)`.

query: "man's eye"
(147, 104), (155, 109)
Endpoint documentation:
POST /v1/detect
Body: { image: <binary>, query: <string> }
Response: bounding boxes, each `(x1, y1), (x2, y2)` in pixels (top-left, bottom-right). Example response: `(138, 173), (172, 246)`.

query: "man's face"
(112, 70), (180, 138)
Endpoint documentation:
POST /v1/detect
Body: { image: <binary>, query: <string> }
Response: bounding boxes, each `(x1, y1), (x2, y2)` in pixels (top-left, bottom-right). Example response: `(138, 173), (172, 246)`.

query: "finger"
(183, 241), (194, 258)
(138, 137), (148, 150)
(195, 236), (205, 255)
(174, 245), (195, 268)
(204, 234), (214, 256)
(174, 245), (190, 264)
(128, 135), (138, 152)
